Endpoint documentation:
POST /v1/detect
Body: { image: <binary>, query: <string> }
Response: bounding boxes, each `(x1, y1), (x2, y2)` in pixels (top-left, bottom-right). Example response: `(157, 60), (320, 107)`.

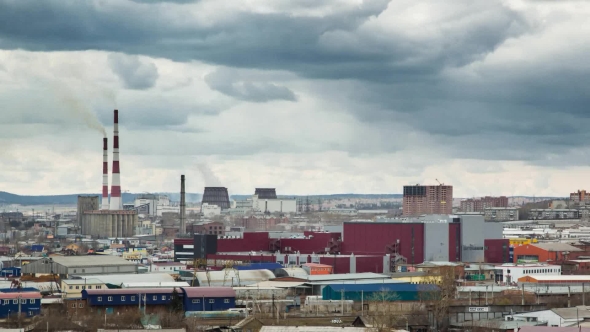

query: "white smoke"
(197, 163), (222, 187)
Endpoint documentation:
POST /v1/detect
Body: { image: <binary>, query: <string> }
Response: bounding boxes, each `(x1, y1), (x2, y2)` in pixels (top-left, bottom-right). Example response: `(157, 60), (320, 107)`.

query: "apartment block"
(460, 196), (508, 212)
(484, 207), (519, 221)
(402, 185), (453, 216)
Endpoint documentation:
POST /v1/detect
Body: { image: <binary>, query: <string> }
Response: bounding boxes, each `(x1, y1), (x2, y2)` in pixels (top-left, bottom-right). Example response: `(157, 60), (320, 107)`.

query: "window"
(209, 299), (215, 303)
(131, 296), (136, 301)
(224, 299), (230, 303)
(96, 286), (102, 289)
(13, 300), (17, 304)
(162, 295), (166, 300)
(82, 286), (86, 290)
(78, 303), (84, 308)
(121, 296), (126, 301)
(153, 296), (157, 300)
(108, 296), (113, 302)
(88, 286), (92, 289)
(98, 297), (102, 302)
(3, 300), (8, 305)
(21, 299), (26, 304)
(82, 269), (85, 273)
(192, 299), (200, 304)
(75, 286), (79, 290)
(71, 303), (76, 308)
(69, 286), (73, 290)
(29, 299), (35, 304)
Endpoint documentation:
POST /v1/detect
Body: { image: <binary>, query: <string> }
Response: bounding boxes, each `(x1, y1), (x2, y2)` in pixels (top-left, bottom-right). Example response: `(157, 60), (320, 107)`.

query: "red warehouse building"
(512, 243), (582, 263)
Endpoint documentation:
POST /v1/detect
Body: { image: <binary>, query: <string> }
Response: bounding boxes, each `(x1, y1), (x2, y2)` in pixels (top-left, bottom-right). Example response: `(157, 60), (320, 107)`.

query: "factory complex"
(4, 110), (590, 331)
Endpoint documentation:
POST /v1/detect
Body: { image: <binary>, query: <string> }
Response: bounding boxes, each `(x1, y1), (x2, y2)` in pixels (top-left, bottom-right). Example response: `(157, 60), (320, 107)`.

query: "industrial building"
(21, 256), (138, 277)
(81, 210), (138, 238)
(77, 196), (99, 227)
(460, 196), (508, 212)
(342, 214), (503, 264)
(512, 242), (582, 263)
(202, 187), (231, 210)
(80, 110), (138, 238)
(255, 188), (277, 199)
(322, 283), (438, 302)
(402, 184), (453, 216)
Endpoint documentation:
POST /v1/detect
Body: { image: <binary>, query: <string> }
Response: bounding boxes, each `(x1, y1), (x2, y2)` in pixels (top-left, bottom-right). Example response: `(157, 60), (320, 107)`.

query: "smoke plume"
(52, 86), (106, 136)
(60, 95), (107, 136)
(197, 163), (222, 187)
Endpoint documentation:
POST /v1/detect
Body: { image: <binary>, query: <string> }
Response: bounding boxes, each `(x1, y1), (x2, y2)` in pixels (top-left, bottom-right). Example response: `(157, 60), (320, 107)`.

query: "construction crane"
(436, 178), (444, 186)
(222, 260), (240, 287)
(191, 258), (210, 287)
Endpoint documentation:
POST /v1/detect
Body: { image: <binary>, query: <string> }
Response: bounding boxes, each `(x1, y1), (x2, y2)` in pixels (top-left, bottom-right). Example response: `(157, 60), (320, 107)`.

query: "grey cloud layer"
(1, 0), (590, 166)
(108, 54), (158, 90)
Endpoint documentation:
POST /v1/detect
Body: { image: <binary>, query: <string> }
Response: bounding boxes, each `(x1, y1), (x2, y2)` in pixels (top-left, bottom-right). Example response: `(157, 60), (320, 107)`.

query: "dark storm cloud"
(2, 0), (589, 165)
(107, 53), (159, 90)
(204, 68), (296, 102)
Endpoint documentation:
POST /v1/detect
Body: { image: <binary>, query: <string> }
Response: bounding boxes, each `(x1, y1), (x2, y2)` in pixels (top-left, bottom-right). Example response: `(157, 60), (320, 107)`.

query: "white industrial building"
(201, 203), (222, 217)
(494, 263), (561, 284)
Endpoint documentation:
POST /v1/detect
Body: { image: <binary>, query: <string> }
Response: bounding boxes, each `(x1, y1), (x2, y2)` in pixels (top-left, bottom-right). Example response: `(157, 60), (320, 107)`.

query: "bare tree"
(418, 267), (457, 331)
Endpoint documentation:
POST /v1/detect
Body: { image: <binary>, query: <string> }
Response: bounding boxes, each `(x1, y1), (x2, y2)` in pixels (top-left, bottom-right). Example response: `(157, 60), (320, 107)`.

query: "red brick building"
(187, 221), (225, 235)
(460, 196), (509, 212)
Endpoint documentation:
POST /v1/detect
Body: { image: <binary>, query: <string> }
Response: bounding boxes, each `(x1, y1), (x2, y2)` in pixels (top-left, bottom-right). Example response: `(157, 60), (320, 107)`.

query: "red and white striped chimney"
(110, 109), (122, 210)
(101, 137), (109, 210)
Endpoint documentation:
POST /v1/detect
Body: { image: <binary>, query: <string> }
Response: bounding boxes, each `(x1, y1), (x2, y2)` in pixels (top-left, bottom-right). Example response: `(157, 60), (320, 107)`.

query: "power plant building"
(81, 210), (138, 238)
(77, 196), (99, 227)
(81, 109), (137, 238)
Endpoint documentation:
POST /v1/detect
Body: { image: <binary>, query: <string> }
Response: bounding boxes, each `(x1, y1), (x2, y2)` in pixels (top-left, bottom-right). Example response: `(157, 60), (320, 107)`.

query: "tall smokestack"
(180, 175), (186, 235)
(110, 109), (122, 210)
(101, 137), (109, 210)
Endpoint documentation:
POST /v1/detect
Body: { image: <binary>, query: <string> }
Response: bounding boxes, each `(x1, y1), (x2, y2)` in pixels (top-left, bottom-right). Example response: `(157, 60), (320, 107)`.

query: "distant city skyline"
(1, 1), (590, 197)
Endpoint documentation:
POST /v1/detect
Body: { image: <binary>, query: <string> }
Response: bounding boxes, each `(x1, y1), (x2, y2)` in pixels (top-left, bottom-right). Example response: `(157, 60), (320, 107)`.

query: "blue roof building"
(322, 283), (439, 301)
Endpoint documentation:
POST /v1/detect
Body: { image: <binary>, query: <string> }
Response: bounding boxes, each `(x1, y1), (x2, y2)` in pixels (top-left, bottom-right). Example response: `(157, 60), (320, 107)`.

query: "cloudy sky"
(1, 0), (589, 197)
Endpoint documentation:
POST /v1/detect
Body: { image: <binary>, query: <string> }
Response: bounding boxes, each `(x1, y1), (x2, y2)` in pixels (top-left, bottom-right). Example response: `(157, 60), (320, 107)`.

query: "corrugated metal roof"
(73, 273), (174, 285)
(532, 243), (583, 252)
(260, 327), (377, 332)
(84, 288), (175, 295)
(0, 292), (41, 299)
(195, 269), (274, 286)
(325, 283), (438, 292)
(182, 287), (235, 298)
(50, 255), (137, 267)
(247, 281), (308, 288)
(303, 273), (389, 282)
(525, 275), (590, 281)
(122, 282), (189, 288)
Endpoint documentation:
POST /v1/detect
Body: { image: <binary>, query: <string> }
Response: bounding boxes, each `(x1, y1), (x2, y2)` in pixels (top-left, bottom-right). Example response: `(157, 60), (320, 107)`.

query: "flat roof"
(523, 275), (590, 281)
(50, 256), (137, 267)
(302, 273), (390, 282)
(532, 243), (583, 252)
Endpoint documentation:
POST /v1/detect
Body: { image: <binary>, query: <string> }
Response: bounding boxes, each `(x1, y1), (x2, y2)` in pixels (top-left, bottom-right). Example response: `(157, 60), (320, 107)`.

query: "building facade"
(402, 185), (453, 216)
(81, 210), (138, 238)
(484, 207), (519, 221)
(460, 196), (508, 212)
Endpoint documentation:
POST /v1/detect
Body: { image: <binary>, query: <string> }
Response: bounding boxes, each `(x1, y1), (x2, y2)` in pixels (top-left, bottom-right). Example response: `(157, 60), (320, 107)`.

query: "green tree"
(170, 288), (183, 313)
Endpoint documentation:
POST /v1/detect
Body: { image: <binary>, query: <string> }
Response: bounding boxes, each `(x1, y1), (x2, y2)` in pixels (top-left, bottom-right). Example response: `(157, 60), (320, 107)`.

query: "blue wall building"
(81, 287), (236, 312)
(0, 292), (42, 319)
(182, 287), (236, 312)
(322, 283), (439, 302)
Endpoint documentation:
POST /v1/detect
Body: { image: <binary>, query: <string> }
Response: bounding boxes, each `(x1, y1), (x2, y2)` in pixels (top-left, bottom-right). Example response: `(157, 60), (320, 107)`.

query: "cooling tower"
(254, 188), (277, 199)
(101, 137), (109, 210)
(202, 187), (230, 210)
(110, 109), (122, 210)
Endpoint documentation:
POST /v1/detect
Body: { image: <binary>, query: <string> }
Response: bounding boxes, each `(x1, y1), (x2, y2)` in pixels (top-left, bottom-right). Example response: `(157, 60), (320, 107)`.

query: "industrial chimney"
(101, 137), (109, 210)
(110, 109), (122, 210)
(180, 175), (186, 235)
